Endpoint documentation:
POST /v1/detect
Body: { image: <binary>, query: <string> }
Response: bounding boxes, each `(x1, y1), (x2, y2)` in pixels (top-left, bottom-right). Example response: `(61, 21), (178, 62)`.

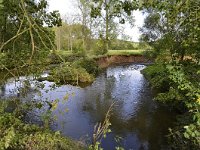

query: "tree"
(91, 0), (136, 52)
(76, 0), (91, 52)
(140, 1), (200, 148)
(141, 0), (200, 62)
(55, 22), (91, 53)
(75, 0), (103, 52)
(0, 0), (61, 66)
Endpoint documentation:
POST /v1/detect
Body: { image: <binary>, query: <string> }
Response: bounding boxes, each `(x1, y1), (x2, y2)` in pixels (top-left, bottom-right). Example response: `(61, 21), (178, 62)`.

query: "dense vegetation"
(0, 0), (199, 149)
(0, 98), (85, 150)
(0, 0), (86, 149)
(141, 0), (200, 149)
(47, 58), (99, 84)
(54, 22), (144, 56)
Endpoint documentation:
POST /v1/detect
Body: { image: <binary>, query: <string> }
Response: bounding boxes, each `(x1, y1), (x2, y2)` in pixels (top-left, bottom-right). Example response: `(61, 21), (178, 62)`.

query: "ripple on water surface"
(1, 64), (176, 150)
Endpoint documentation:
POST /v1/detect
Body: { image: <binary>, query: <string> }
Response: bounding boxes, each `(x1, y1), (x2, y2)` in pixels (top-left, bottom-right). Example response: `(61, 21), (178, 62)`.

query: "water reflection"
(0, 64), (175, 150)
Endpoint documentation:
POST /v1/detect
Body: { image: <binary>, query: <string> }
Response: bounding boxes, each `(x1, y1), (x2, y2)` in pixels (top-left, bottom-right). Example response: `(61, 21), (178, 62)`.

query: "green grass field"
(106, 50), (145, 56)
(52, 49), (147, 57)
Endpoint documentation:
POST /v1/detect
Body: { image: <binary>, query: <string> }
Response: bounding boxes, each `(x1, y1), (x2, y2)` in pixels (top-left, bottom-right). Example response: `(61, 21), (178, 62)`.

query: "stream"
(0, 64), (176, 150)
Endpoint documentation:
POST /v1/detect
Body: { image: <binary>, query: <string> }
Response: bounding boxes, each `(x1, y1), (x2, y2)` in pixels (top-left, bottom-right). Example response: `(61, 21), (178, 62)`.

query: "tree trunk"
(105, 1), (109, 52)
(82, 3), (87, 54)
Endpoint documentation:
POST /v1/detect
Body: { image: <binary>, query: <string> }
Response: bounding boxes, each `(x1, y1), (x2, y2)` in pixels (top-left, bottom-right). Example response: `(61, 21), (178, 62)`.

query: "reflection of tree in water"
(0, 84), (6, 97)
(82, 72), (116, 122)
(111, 81), (175, 150)
(0, 71), (9, 97)
(0, 64), (176, 150)
(81, 65), (176, 150)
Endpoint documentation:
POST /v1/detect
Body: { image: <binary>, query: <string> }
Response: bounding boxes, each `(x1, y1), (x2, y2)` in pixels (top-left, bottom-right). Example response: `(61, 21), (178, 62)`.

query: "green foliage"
(55, 23), (91, 52)
(142, 50), (156, 59)
(0, 101), (84, 150)
(107, 50), (145, 56)
(142, 64), (170, 91)
(72, 58), (99, 76)
(48, 51), (85, 64)
(143, 61), (200, 149)
(140, 1), (200, 148)
(141, 0), (200, 62)
(0, 0), (61, 70)
(166, 64), (200, 149)
(0, 49), (50, 69)
(49, 63), (94, 84)
(92, 39), (108, 55)
(109, 40), (137, 50)
(90, 0), (135, 51)
(91, 0), (137, 19)
(89, 103), (114, 150)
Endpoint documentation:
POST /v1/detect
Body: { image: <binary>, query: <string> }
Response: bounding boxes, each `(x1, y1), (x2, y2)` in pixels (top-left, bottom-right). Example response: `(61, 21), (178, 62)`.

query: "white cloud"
(47, 0), (145, 42)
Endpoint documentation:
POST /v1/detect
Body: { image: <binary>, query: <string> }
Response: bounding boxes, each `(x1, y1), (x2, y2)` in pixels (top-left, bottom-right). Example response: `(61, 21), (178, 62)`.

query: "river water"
(0, 64), (176, 150)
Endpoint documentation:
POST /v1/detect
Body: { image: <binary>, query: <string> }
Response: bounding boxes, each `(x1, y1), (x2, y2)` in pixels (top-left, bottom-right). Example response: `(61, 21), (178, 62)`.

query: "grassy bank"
(142, 63), (200, 149)
(53, 49), (146, 58)
(0, 100), (85, 150)
(106, 49), (145, 56)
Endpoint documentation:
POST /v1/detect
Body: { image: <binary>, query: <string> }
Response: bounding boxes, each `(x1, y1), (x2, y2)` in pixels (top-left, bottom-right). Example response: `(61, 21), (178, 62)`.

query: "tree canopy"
(0, 0), (199, 149)
(0, 0), (61, 66)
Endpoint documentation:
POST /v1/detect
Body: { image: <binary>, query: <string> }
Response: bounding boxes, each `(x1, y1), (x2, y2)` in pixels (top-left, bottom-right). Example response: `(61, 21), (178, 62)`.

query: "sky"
(47, 0), (145, 42)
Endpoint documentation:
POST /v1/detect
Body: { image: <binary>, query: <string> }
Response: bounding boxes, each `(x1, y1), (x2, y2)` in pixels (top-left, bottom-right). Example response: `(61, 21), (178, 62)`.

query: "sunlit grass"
(52, 49), (147, 57)
(107, 50), (145, 56)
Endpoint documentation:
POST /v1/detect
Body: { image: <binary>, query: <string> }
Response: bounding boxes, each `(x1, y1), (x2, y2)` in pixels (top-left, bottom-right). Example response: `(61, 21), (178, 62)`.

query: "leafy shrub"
(166, 64), (200, 149)
(0, 49), (49, 69)
(49, 63), (94, 84)
(92, 39), (107, 55)
(72, 58), (99, 76)
(0, 100), (85, 150)
(48, 53), (63, 64)
(143, 62), (200, 149)
(143, 50), (156, 59)
(142, 64), (170, 91)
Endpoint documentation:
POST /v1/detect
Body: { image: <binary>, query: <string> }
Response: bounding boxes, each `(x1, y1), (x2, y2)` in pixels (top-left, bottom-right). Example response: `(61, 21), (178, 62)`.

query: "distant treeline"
(54, 23), (150, 55)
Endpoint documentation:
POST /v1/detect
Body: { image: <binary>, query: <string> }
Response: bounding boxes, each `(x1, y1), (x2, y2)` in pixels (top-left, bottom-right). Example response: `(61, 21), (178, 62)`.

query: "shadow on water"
(0, 64), (176, 150)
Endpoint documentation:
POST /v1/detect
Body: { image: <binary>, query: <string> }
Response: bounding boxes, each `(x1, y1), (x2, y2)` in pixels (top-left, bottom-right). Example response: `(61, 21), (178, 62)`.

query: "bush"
(142, 64), (170, 91)
(49, 63), (94, 84)
(143, 62), (200, 149)
(92, 39), (107, 55)
(72, 58), (99, 76)
(142, 64), (185, 110)
(143, 50), (156, 59)
(0, 101), (85, 150)
(0, 49), (49, 69)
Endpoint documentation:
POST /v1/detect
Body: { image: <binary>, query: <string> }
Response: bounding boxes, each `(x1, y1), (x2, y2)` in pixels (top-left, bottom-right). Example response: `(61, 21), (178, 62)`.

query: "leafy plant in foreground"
(0, 100), (84, 150)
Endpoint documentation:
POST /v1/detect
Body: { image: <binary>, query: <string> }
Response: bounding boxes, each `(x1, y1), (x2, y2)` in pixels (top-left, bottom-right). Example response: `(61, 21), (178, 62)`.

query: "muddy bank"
(96, 55), (152, 68)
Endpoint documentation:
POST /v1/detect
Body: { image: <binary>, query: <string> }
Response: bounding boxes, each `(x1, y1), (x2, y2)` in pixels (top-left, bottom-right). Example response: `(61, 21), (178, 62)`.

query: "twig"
(20, 0), (35, 64)
(0, 28), (29, 52)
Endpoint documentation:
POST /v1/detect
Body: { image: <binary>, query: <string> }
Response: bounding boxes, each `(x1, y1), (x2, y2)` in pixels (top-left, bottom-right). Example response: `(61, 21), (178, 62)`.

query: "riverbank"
(95, 55), (152, 68)
(141, 62), (200, 149)
(0, 64), (176, 150)
(0, 99), (85, 150)
(43, 53), (152, 84)
(0, 52), (152, 86)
